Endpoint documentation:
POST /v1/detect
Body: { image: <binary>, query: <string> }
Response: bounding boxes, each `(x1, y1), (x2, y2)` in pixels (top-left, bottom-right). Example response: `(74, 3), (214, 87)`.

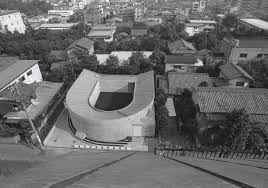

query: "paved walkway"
(67, 152), (237, 188)
(44, 109), (85, 147)
(166, 155), (268, 188)
(1, 151), (134, 188)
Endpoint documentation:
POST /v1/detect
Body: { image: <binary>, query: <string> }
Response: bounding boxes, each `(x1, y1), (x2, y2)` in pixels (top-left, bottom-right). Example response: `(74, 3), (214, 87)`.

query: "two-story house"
(0, 57), (43, 92)
(220, 38), (268, 62)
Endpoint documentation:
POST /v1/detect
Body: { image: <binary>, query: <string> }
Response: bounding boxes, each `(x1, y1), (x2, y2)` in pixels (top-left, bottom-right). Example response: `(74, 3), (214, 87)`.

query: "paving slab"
(67, 152), (238, 188)
(0, 151), (133, 188)
(167, 155), (268, 188)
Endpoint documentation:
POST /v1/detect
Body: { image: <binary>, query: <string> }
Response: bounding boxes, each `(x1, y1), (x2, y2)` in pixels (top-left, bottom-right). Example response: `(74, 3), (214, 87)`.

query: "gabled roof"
(168, 72), (211, 95)
(194, 87), (268, 122)
(165, 55), (198, 65)
(168, 39), (196, 54)
(0, 58), (39, 91)
(219, 63), (254, 81)
(67, 38), (94, 51)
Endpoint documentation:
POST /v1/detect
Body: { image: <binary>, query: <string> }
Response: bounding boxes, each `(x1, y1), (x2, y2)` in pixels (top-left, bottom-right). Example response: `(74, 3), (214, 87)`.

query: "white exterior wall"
(68, 99), (155, 142)
(0, 63), (43, 92)
(229, 47), (268, 62)
(0, 12), (26, 34)
(185, 26), (204, 36)
(48, 10), (74, 18)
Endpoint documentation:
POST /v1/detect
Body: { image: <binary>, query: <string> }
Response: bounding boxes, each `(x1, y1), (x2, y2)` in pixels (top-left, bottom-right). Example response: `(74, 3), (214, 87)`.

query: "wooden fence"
(155, 144), (268, 160)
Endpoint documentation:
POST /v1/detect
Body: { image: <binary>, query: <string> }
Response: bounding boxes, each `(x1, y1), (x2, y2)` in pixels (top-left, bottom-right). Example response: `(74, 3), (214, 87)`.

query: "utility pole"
(14, 83), (44, 151)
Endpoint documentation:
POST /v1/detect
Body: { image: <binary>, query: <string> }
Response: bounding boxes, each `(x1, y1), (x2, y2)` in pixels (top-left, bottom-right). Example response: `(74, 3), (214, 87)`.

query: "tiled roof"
(165, 55), (198, 65)
(67, 38), (94, 51)
(168, 39), (196, 54)
(219, 63), (254, 81)
(0, 58), (39, 90)
(194, 87), (268, 122)
(168, 72), (211, 95)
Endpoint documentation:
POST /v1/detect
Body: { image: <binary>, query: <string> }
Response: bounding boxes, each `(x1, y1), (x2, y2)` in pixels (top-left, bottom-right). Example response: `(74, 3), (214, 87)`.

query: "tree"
(224, 109), (251, 150)
(222, 14), (238, 28)
(156, 106), (169, 130)
(246, 132), (264, 150)
(106, 55), (119, 67)
(149, 49), (166, 75)
(79, 54), (99, 72)
(155, 88), (167, 106)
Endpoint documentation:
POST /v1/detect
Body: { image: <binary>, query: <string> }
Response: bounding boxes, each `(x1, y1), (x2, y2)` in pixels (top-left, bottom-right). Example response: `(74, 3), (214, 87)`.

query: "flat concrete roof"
(240, 19), (268, 31)
(189, 20), (217, 24)
(66, 70), (155, 120)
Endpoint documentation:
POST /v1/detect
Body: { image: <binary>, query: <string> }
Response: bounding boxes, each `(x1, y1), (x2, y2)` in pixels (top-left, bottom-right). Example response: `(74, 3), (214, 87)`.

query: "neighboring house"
(168, 39), (197, 55)
(34, 23), (78, 30)
(219, 62), (254, 87)
(238, 18), (268, 32)
(185, 20), (216, 36)
(0, 10), (26, 34)
(192, 87), (268, 125)
(87, 26), (117, 42)
(156, 72), (211, 95)
(165, 55), (203, 72)
(130, 22), (147, 39)
(66, 38), (94, 58)
(0, 57), (42, 92)
(96, 51), (153, 65)
(49, 50), (68, 71)
(48, 9), (74, 18)
(220, 38), (268, 62)
(0, 81), (63, 130)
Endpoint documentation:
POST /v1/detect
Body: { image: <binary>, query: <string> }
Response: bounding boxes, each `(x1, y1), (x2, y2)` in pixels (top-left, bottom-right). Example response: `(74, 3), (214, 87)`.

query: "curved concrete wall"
(68, 99), (155, 142)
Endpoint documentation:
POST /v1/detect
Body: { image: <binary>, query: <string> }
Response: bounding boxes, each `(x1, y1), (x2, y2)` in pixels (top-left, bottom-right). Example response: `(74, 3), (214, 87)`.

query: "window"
(27, 70), (32, 76)
(257, 54), (262, 58)
(173, 65), (182, 69)
(239, 53), (247, 58)
(19, 76), (25, 82)
(236, 82), (244, 86)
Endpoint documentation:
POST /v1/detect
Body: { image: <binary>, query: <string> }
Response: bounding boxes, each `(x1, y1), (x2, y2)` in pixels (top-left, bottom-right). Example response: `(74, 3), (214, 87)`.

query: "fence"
(155, 144), (268, 160)
(39, 83), (71, 141)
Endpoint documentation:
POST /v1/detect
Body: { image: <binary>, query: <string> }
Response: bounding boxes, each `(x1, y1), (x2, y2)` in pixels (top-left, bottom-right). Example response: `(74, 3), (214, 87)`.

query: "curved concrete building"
(66, 70), (155, 142)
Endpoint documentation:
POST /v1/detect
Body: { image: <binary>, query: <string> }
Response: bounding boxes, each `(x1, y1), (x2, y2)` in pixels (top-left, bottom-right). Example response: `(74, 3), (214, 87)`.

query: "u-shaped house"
(66, 69), (155, 143)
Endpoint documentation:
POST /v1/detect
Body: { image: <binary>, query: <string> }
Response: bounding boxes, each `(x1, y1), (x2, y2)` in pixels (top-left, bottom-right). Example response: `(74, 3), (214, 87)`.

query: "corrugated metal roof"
(66, 70), (154, 120)
(0, 59), (39, 90)
(5, 81), (63, 120)
(194, 87), (268, 122)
